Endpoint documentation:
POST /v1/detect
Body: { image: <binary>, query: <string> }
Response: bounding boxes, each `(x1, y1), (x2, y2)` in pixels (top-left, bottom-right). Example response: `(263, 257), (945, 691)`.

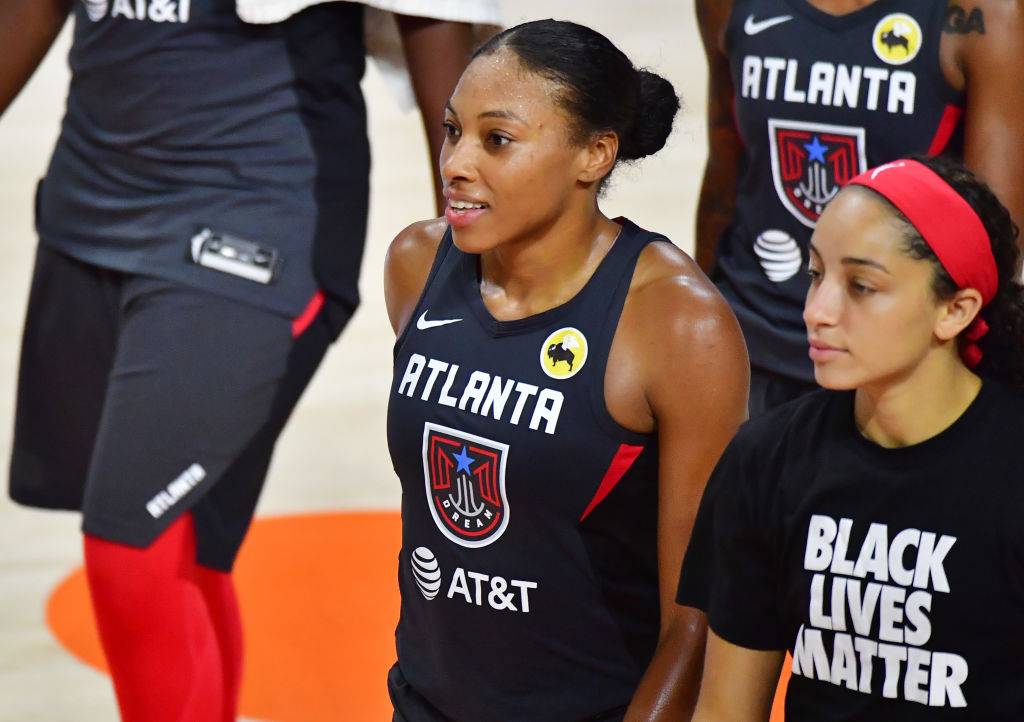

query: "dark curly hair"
(882, 155), (1024, 388)
(471, 19), (680, 186)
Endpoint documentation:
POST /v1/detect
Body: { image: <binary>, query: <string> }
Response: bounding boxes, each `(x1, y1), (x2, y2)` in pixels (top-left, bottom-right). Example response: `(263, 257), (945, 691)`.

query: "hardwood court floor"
(0, 3), (720, 720)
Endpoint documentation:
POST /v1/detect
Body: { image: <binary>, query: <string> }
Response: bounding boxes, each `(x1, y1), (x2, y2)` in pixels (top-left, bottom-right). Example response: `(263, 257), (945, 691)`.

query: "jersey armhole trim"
(925, 103), (964, 156)
(587, 236), (670, 446)
(578, 443), (645, 522)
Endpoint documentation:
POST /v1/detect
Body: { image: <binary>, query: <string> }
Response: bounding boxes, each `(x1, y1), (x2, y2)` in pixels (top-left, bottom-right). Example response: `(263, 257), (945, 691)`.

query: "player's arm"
(383, 218), (447, 336)
(694, 0), (741, 274)
(690, 630), (785, 722)
(623, 249), (749, 721)
(395, 15), (476, 214)
(953, 0), (1024, 240)
(0, 0), (72, 118)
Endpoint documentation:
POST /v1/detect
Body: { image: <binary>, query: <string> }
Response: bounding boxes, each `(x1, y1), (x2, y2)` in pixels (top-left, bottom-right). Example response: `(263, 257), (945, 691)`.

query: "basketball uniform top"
(37, 0), (370, 321)
(716, 0), (964, 382)
(387, 220), (663, 721)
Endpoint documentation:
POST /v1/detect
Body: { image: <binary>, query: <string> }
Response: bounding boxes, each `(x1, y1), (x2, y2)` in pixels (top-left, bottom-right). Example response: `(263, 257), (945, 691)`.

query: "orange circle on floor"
(46, 510), (790, 721)
(47, 511), (402, 722)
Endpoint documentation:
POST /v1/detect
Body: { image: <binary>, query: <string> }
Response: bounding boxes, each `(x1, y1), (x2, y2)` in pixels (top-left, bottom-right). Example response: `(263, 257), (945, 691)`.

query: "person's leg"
(84, 513), (224, 722)
(80, 276), (328, 716)
(9, 246), (119, 509)
(195, 564), (244, 722)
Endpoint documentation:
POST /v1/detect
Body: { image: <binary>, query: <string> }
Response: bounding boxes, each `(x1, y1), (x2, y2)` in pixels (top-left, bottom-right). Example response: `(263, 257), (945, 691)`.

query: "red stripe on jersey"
(926, 104), (965, 157)
(579, 443), (645, 522)
(291, 290), (325, 338)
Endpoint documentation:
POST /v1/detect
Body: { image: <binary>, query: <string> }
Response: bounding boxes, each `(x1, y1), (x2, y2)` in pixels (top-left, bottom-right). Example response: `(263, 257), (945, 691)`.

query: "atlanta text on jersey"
(741, 56), (916, 115)
(145, 463), (206, 518)
(398, 353), (564, 435)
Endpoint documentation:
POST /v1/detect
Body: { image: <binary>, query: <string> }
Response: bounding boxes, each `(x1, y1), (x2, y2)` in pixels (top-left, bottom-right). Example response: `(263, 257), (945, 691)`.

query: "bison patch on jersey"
(768, 119), (867, 227)
(423, 422), (510, 548)
(540, 327), (588, 380)
(873, 13), (923, 66)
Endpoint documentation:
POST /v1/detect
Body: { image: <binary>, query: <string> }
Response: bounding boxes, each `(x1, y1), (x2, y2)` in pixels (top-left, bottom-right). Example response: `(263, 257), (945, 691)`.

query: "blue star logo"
(804, 136), (828, 164)
(453, 446), (474, 475)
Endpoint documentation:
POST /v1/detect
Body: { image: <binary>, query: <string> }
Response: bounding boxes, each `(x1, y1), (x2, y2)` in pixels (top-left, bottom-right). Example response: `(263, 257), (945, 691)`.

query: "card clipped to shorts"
(190, 228), (281, 284)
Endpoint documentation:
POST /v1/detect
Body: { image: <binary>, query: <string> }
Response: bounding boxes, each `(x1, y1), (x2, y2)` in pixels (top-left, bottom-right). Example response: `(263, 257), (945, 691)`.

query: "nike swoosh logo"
(744, 14), (793, 35)
(416, 311), (463, 330)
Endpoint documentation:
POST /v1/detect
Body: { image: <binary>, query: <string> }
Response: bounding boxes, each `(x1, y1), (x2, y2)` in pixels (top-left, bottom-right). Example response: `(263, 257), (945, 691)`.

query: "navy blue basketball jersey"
(387, 220), (664, 721)
(38, 0), (369, 322)
(716, 0), (964, 382)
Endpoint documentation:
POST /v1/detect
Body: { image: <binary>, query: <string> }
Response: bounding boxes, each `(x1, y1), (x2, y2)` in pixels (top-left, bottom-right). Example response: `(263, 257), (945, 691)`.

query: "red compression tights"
(83, 513), (243, 722)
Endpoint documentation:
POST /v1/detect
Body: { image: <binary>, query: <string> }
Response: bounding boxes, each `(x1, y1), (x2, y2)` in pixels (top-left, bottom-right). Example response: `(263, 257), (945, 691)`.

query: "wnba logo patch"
(768, 118), (867, 227)
(540, 327), (588, 380)
(422, 423), (510, 548)
(873, 13), (923, 65)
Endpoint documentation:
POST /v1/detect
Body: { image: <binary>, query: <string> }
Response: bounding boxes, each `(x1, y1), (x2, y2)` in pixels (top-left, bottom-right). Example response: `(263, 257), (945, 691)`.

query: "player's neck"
(477, 205), (620, 321)
(803, 0), (878, 17)
(853, 353), (981, 448)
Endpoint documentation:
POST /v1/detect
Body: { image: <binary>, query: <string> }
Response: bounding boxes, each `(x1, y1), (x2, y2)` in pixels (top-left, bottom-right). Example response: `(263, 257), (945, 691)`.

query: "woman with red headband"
(673, 154), (1024, 720)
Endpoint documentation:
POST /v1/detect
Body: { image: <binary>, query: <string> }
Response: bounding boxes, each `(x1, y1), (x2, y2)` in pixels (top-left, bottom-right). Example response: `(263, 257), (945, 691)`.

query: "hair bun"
(619, 70), (680, 161)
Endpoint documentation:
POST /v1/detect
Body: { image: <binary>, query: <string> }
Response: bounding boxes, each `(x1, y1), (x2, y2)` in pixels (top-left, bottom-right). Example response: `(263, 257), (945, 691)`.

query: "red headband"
(847, 160), (997, 368)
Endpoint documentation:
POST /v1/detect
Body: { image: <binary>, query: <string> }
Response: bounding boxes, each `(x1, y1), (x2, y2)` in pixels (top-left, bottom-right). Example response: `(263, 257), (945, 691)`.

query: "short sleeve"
(677, 431), (787, 651)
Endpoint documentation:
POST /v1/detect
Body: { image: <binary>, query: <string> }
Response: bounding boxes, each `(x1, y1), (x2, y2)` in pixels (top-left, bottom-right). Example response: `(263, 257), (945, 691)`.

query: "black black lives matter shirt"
(678, 382), (1024, 720)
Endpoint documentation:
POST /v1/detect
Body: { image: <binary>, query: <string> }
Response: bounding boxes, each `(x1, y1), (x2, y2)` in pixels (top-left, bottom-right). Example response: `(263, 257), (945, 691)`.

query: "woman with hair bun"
(384, 18), (749, 721)
(679, 155), (1024, 721)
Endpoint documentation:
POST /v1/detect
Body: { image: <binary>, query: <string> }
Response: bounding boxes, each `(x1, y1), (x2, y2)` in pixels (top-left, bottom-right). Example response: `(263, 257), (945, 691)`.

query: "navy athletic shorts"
(8, 245), (336, 570)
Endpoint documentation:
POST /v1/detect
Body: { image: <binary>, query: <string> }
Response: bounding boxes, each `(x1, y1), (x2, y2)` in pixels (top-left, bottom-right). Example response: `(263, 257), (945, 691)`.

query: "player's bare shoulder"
(384, 218), (448, 336)
(625, 239), (741, 351)
(610, 237), (747, 427)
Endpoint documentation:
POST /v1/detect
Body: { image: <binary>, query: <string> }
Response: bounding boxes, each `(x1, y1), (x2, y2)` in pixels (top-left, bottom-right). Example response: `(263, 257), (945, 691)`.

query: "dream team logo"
(540, 327), (588, 380)
(423, 422), (510, 548)
(768, 119), (867, 228)
(872, 13), (923, 66)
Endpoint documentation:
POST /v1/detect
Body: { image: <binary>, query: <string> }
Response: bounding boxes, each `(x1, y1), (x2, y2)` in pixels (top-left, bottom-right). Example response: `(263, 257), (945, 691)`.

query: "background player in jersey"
(0, 1), (479, 719)
(679, 156), (1024, 720)
(695, 0), (1024, 415)
(384, 19), (749, 722)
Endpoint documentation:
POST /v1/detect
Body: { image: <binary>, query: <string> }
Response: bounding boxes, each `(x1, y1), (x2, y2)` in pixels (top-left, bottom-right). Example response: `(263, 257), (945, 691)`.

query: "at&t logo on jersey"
(754, 229), (802, 282)
(768, 119), (866, 227)
(540, 327), (588, 380)
(423, 423), (510, 548)
(411, 546), (442, 600)
(82, 0), (191, 22)
(409, 545), (538, 613)
(873, 13), (923, 66)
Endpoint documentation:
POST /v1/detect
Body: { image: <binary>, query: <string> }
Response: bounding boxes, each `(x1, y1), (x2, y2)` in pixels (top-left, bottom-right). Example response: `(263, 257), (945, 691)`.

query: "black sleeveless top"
(38, 0), (369, 322)
(387, 220), (663, 721)
(716, 0), (964, 382)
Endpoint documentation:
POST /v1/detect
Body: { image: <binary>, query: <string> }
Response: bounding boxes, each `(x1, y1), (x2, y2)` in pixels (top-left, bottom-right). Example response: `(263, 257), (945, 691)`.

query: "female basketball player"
(681, 156), (1024, 720)
(2, 1), (476, 719)
(695, 0), (1024, 415)
(384, 19), (749, 722)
